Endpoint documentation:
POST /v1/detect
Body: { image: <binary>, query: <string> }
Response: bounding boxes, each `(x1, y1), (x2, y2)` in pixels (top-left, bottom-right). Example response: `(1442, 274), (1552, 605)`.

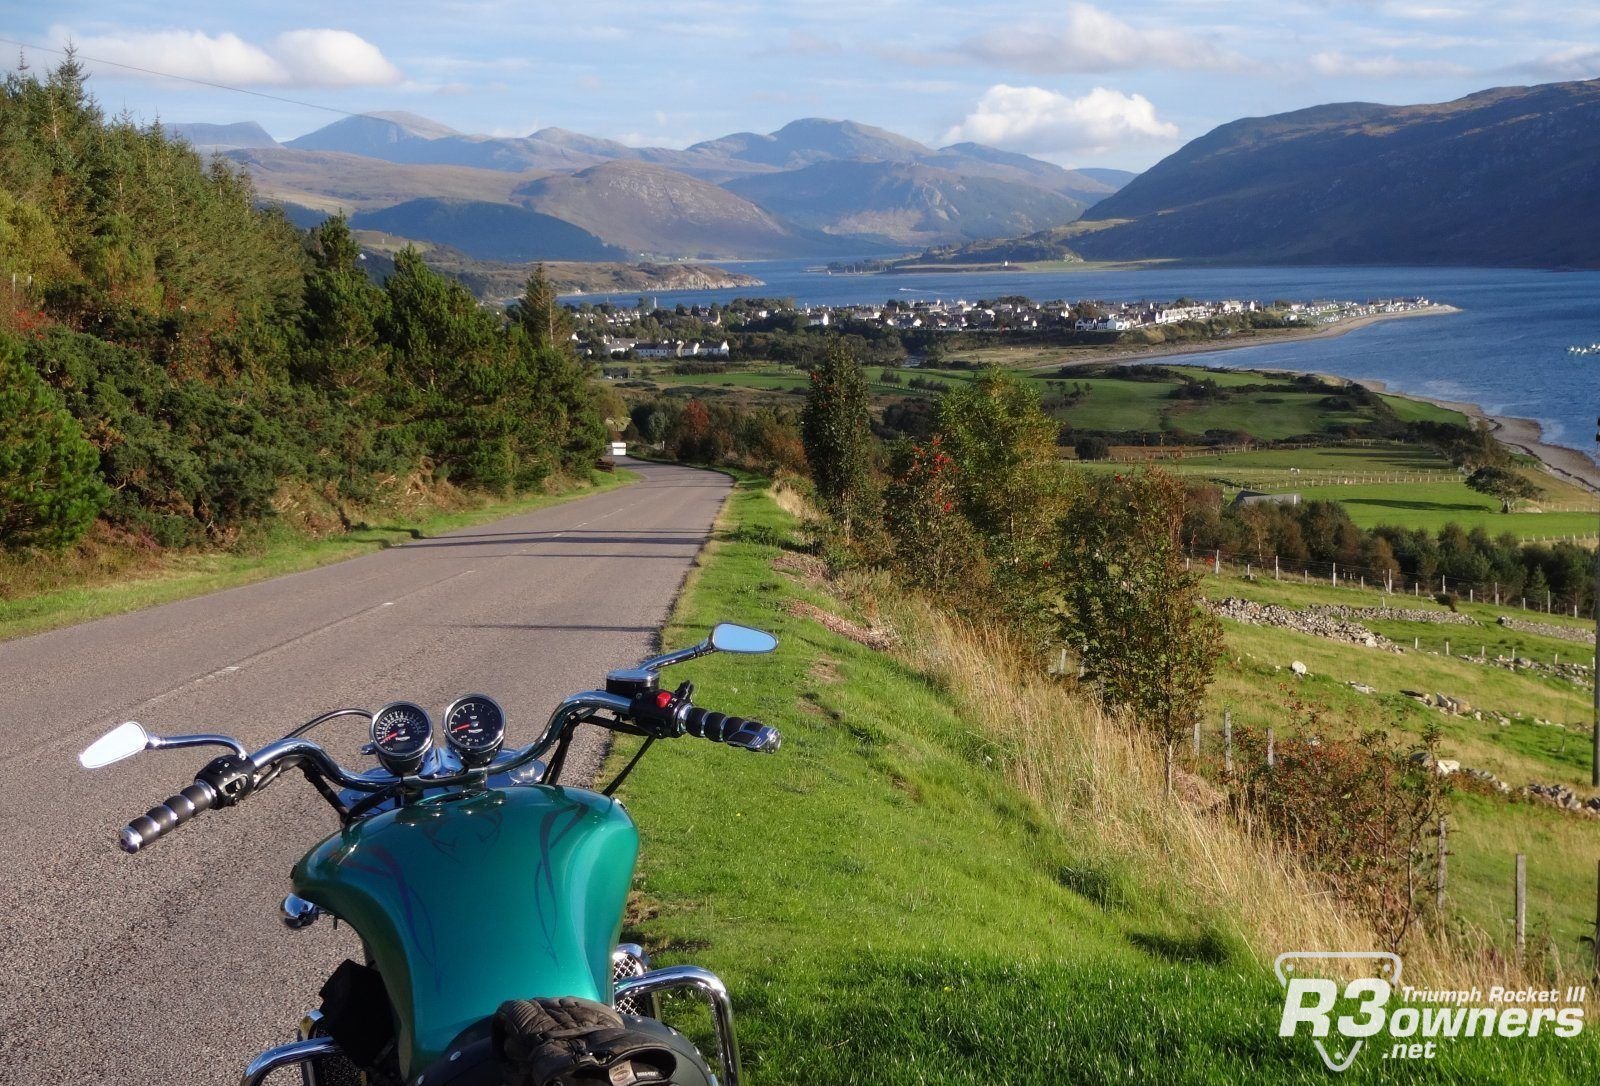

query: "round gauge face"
(370, 701), (433, 765)
(443, 695), (506, 759)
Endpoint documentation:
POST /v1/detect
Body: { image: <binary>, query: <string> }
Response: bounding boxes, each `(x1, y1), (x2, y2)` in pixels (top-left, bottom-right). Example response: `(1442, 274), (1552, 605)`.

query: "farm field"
(1197, 564), (1598, 954)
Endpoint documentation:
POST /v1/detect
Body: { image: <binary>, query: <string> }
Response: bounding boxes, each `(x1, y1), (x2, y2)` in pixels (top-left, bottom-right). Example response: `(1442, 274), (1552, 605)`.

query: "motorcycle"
(79, 622), (783, 1086)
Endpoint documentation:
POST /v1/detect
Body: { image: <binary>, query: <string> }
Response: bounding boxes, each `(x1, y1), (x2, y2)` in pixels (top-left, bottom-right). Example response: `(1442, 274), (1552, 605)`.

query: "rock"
(1290, 660), (1308, 676)
(1348, 682), (1376, 695)
(1434, 759), (1461, 776)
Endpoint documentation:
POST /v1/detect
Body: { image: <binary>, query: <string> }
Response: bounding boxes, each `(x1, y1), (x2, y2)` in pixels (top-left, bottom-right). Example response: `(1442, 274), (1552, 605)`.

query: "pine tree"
(0, 336), (107, 549)
(513, 264), (571, 350)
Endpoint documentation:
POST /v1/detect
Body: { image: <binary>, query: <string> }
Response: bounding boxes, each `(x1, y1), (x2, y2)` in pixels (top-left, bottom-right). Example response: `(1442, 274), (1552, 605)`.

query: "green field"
(1199, 564), (1598, 954)
(1078, 443), (1600, 541)
(608, 478), (1598, 1084)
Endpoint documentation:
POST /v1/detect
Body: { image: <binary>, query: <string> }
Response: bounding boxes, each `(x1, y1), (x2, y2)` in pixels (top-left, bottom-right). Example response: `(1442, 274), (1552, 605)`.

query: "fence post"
(1332, 562), (1338, 587)
(1193, 716), (1201, 759)
(1224, 709), (1233, 775)
(1275, 555), (1280, 581)
(1436, 817), (1448, 914)
(1495, 582), (1499, 605)
(1516, 853), (1527, 965)
(1594, 859), (1599, 979)
(1266, 727), (1275, 769)
(1445, 640), (1451, 657)
(1214, 549), (1220, 575)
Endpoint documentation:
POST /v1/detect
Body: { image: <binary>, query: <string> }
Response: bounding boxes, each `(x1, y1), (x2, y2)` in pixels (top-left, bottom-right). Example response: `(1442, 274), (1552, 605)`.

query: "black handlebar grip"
(681, 707), (782, 753)
(121, 781), (217, 853)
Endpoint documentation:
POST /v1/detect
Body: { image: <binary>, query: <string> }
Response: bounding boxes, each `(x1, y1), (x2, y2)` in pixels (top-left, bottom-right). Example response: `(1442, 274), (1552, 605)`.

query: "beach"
(1350, 379), (1600, 496)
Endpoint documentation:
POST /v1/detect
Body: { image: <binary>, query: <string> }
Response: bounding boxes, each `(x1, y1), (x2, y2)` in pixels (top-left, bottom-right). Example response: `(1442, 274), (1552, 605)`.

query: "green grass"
(1200, 564), (1598, 956)
(0, 470), (637, 643)
(608, 478), (1598, 1083)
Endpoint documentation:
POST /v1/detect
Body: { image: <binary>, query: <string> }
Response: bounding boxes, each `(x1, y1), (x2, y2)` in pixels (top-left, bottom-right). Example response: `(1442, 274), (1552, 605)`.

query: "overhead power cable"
(0, 35), (365, 118)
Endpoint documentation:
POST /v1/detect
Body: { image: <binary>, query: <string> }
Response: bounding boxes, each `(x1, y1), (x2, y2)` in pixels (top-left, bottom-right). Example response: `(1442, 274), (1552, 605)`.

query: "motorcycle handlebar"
(681, 706), (782, 753)
(121, 781), (217, 853)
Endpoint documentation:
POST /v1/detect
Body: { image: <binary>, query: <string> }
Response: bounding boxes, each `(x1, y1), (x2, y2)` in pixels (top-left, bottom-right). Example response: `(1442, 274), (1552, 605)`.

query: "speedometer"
(370, 701), (433, 774)
(442, 694), (506, 767)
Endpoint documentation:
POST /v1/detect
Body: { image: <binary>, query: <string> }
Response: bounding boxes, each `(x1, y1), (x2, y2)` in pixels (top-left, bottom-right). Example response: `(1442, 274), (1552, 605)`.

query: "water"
(571, 261), (1600, 464)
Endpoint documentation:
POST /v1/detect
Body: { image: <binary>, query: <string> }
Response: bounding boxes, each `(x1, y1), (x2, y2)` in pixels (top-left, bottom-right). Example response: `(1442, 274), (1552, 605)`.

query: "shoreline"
(1032, 303), (1463, 369)
(1345, 378), (1600, 496)
(1021, 302), (1595, 494)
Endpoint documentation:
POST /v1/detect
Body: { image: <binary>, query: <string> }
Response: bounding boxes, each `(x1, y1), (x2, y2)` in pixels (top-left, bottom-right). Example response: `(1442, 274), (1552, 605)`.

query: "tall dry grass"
(840, 568), (1579, 997)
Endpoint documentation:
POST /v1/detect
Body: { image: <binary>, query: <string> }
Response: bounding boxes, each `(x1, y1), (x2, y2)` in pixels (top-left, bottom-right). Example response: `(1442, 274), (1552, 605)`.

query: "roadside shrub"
(1232, 723), (1448, 953)
(0, 336), (107, 549)
(883, 437), (992, 608)
(1055, 468), (1222, 760)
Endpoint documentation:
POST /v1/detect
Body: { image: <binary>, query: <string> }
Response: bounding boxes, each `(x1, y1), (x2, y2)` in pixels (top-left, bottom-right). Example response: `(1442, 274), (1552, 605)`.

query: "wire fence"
(1184, 546), (1600, 620)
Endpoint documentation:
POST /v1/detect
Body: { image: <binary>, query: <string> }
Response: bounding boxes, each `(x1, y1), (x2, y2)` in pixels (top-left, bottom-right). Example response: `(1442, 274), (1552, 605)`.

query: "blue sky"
(5, 1), (1598, 170)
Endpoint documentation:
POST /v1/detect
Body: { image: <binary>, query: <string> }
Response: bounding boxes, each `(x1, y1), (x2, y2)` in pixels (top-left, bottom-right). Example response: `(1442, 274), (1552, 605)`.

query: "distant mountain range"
(168, 113), (1135, 261)
(1070, 79), (1600, 268)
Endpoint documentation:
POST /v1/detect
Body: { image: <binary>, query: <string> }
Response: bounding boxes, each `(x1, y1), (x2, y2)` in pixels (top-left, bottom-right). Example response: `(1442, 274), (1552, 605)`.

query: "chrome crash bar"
(615, 966), (742, 1086)
(238, 1036), (338, 1086)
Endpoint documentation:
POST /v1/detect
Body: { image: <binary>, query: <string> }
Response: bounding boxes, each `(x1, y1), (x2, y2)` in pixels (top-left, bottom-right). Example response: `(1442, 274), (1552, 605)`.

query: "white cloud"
(1309, 50), (1470, 77)
(271, 30), (402, 86)
(52, 25), (401, 87)
(963, 4), (1244, 73)
(1510, 44), (1600, 80)
(941, 84), (1179, 155)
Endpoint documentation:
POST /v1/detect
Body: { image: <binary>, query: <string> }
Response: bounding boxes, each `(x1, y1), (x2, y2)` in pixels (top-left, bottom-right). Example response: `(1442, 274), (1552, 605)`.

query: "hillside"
(1075, 78), (1600, 268)
(607, 477), (1599, 1083)
(230, 147), (530, 212)
(349, 198), (624, 261)
(513, 161), (838, 258)
(724, 160), (1086, 245)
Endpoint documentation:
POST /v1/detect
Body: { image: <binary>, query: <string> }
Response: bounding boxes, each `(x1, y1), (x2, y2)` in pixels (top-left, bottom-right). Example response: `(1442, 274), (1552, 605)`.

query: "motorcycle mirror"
(79, 721), (151, 769)
(709, 623), (778, 655)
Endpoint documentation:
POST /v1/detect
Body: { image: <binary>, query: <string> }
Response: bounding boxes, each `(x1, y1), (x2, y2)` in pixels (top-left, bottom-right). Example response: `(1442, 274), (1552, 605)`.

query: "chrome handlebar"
(246, 690), (635, 792)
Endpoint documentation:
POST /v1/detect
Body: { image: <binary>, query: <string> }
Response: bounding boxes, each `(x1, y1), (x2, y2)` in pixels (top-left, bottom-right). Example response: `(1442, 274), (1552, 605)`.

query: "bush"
(0, 336), (107, 549)
(1073, 435), (1111, 461)
(1232, 723), (1447, 952)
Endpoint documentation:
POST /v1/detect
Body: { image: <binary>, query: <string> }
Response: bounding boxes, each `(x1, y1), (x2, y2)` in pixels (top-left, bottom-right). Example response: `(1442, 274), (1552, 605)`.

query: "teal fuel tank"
(291, 785), (639, 1077)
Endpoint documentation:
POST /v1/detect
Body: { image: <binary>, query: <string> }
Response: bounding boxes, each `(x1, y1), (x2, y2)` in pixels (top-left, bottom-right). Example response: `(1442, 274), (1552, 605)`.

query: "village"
(570, 293), (1438, 359)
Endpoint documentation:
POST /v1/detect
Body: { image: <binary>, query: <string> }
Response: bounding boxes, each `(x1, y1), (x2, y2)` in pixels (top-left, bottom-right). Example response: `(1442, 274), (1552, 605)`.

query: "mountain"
(285, 111), (461, 155)
(724, 160), (1086, 245)
(687, 118), (929, 168)
(348, 198), (624, 262)
(221, 112), (1124, 257)
(513, 161), (833, 258)
(1074, 167), (1138, 189)
(1074, 79), (1600, 268)
(166, 121), (279, 151)
(927, 143), (1128, 205)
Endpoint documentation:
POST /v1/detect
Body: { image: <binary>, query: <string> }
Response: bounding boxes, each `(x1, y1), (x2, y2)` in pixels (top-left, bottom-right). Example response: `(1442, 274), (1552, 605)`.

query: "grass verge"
(607, 475), (1597, 1084)
(0, 469), (637, 643)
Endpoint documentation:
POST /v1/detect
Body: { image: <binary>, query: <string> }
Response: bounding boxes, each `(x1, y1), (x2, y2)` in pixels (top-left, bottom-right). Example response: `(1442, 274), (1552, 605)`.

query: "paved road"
(0, 460), (729, 1085)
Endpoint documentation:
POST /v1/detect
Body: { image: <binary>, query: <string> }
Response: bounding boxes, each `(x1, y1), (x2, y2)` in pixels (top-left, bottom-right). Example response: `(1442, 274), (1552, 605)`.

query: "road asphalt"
(0, 459), (730, 1085)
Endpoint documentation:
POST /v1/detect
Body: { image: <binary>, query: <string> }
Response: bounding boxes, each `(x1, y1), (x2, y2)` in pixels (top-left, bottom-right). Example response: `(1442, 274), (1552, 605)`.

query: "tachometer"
(442, 694), (506, 767)
(369, 701), (434, 774)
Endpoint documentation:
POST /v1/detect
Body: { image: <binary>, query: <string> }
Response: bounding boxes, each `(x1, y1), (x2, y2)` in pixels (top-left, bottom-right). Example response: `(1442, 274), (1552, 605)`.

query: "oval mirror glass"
(709, 623), (778, 655)
(79, 721), (149, 769)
